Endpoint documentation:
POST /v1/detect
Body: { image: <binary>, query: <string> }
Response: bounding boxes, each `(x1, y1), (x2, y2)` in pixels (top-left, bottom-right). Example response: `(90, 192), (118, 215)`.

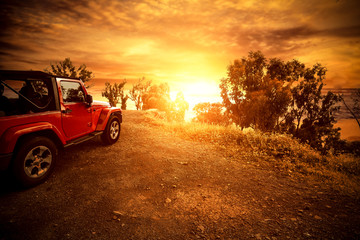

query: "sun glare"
(171, 81), (222, 111)
(183, 81), (218, 96)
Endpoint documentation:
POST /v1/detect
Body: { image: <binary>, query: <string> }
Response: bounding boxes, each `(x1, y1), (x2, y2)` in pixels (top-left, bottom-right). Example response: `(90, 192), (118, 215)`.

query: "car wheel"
(12, 136), (57, 187)
(101, 115), (121, 145)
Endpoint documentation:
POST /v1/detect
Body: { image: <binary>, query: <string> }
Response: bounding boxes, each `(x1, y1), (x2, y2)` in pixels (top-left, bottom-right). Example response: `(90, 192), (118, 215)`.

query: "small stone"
(255, 233), (261, 239)
(113, 216), (118, 220)
(178, 161), (188, 165)
(165, 198), (172, 204)
(172, 185), (177, 188)
(113, 211), (123, 216)
(314, 215), (322, 220)
(197, 224), (205, 233)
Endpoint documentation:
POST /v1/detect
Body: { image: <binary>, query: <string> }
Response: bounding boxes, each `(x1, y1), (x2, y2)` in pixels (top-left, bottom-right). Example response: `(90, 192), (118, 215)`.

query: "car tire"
(101, 115), (121, 145)
(12, 136), (57, 188)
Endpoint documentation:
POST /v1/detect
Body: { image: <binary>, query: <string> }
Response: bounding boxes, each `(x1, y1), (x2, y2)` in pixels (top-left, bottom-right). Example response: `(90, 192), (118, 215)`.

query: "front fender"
(0, 122), (65, 154)
(96, 108), (122, 131)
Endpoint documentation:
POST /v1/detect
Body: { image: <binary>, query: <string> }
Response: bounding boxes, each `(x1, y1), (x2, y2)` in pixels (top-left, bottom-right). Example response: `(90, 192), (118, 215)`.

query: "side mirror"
(86, 95), (93, 105)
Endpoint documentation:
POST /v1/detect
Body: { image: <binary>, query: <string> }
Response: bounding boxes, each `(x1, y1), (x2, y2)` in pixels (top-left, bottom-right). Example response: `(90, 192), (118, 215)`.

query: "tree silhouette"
(129, 77), (151, 110)
(220, 51), (341, 154)
(142, 83), (171, 111)
(193, 102), (229, 125)
(120, 91), (129, 110)
(102, 81), (127, 107)
(45, 58), (94, 88)
(220, 51), (292, 131)
(170, 92), (189, 121)
(281, 64), (341, 154)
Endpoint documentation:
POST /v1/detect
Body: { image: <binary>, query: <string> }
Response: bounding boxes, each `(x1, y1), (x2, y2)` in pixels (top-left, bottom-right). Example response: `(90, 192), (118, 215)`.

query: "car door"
(60, 80), (92, 139)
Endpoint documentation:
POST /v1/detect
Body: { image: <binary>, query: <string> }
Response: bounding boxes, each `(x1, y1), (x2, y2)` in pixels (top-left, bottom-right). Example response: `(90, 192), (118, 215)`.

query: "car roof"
(0, 70), (80, 81)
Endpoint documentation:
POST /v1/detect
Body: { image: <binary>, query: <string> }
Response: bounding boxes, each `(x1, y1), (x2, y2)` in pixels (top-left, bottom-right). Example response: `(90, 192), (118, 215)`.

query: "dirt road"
(1, 110), (359, 239)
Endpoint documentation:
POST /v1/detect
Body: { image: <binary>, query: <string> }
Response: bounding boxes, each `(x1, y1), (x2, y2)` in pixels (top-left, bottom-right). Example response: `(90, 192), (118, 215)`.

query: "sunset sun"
(168, 79), (222, 111)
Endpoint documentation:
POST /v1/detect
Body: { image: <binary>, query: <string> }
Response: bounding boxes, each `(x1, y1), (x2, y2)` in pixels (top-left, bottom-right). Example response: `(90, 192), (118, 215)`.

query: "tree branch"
(342, 97), (360, 128)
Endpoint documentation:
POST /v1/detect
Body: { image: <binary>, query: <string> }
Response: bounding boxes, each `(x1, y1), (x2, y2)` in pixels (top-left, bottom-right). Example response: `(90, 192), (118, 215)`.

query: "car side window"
(1, 79), (54, 116)
(60, 81), (85, 103)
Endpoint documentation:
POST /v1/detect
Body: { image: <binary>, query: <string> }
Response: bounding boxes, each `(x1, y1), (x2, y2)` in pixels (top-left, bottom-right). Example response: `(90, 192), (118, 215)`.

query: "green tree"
(45, 57), (94, 88)
(102, 81), (127, 107)
(280, 64), (342, 154)
(129, 77), (151, 110)
(220, 51), (342, 154)
(193, 102), (229, 125)
(220, 51), (292, 131)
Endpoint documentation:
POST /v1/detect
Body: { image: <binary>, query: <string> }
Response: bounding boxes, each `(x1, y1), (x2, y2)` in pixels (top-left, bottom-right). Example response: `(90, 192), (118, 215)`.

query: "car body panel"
(0, 112), (65, 154)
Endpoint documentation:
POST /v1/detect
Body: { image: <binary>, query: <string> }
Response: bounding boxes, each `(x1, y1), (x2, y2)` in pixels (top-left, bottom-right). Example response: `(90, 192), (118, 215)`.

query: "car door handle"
(61, 108), (72, 114)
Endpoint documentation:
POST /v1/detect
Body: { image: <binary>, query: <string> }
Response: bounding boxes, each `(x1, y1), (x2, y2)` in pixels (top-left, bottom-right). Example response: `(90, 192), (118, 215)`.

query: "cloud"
(323, 25), (360, 38)
(0, 0), (359, 88)
(0, 41), (37, 52)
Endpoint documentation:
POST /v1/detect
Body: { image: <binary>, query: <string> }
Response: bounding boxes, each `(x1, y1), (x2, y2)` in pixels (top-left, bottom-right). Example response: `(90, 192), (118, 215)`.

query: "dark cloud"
(0, 41), (37, 53)
(0, 51), (13, 57)
(270, 26), (320, 40)
(323, 25), (360, 38)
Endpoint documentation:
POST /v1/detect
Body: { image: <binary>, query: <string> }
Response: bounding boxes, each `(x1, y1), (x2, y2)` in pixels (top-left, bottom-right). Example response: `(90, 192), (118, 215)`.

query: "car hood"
(92, 100), (110, 108)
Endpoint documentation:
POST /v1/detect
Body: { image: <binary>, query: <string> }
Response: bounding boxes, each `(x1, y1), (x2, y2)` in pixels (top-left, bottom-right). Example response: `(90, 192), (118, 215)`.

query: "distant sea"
(323, 88), (359, 120)
(323, 88), (360, 141)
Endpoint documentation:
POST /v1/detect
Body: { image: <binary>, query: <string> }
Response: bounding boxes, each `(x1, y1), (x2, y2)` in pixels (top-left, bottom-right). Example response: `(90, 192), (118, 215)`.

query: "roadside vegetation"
(142, 110), (360, 197)
(192, 51), (359, 156)
(97, 51), (359, 156)
(105, 77), (189, 121)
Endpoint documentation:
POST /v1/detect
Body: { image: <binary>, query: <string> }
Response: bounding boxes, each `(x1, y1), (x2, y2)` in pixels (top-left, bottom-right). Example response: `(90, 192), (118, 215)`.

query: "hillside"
(0, 110), (359, 239)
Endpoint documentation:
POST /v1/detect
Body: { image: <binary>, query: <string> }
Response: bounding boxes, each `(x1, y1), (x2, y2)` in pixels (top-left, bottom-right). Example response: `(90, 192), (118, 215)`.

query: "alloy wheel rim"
(110, 121), (119, 140)
(24, 146), (52, 178)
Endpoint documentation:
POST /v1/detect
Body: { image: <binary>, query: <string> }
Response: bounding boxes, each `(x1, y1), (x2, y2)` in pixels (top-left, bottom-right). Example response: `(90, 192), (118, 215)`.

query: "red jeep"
(0, 70), (122, 187)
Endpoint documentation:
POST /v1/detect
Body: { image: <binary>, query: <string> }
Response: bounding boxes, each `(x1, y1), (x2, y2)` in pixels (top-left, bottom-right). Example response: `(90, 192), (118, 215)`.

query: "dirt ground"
(1, 110), (360, 240)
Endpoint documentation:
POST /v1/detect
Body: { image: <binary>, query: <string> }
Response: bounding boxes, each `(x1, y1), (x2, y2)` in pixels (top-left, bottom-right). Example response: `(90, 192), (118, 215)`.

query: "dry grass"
(143, 110), (360, 197)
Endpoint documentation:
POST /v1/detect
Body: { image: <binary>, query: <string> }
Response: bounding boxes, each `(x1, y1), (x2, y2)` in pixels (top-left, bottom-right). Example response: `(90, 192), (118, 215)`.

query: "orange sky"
(1, 0), (360, 104)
